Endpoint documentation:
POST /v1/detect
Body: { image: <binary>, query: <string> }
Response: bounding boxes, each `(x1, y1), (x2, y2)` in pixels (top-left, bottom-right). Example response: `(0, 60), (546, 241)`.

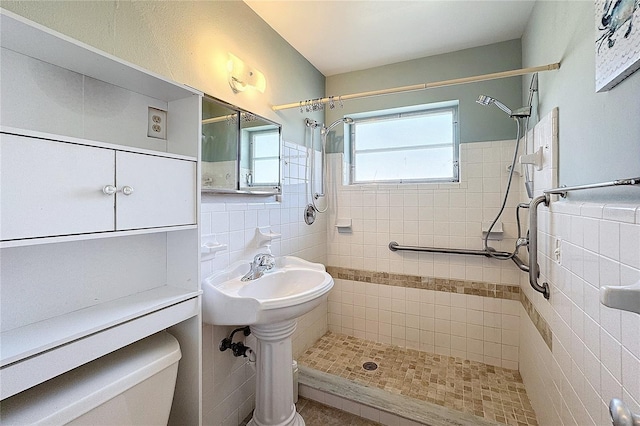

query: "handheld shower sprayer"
(321, 117), (354, 135)
(474, 73), (539, 261)
(476, 95), (513, 116)
(316, 117), (353, 200)
(475, 95), (531, 118)
(305, 116), (353, 220)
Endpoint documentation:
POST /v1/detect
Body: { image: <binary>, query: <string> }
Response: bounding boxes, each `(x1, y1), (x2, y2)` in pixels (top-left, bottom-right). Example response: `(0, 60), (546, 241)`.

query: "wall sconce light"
(227, 53), (266, 93)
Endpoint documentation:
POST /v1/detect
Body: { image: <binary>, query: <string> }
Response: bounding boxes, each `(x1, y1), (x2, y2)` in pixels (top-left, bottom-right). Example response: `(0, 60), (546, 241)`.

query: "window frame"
(346, 102), (459, 185)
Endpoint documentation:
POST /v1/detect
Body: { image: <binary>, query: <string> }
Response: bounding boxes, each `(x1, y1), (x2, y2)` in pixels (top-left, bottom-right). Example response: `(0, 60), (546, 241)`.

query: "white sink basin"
(202, 256), (334, 325)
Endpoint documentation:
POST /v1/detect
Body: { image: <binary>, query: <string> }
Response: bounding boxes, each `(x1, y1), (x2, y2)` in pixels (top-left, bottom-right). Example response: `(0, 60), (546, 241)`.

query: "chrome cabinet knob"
(102, 185), (117, 195)
(122, 186), (134, 196)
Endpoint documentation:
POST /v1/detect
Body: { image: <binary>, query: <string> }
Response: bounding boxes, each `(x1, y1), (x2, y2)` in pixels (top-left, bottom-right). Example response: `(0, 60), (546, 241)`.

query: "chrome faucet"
(241, 253), (276, 281)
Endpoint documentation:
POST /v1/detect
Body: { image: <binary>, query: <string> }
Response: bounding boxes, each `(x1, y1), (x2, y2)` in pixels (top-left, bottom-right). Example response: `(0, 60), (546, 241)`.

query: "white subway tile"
(620, 223), (640, 269)
(622, 348), (640, 403)
(603, 204), (638, 223)
(600, 329), (622, 381)
(406, 314), (420, 329)
(450, 321), (467, 337)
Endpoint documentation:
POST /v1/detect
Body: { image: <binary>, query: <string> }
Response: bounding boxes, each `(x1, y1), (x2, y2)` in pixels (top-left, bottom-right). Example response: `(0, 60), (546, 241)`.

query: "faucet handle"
(254, 253), (275, 269)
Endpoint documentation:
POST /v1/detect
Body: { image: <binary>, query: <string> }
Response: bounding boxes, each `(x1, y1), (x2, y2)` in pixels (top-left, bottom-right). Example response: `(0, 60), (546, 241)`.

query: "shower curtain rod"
(271, 62), (560, 112)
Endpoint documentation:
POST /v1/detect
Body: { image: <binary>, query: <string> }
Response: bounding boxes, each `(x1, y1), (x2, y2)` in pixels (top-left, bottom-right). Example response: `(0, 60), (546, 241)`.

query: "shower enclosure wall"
(324, 138), (528, 368)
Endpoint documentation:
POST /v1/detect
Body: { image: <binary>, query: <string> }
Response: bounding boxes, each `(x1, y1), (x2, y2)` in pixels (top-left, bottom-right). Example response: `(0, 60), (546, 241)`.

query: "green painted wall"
(522, 1), (640, 201)
(324, 40), (525, 153)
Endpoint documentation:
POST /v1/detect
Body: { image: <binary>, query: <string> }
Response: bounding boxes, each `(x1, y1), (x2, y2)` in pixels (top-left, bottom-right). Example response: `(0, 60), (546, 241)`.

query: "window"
(248, 129), (279, 186)
(347, 102), (459, 184)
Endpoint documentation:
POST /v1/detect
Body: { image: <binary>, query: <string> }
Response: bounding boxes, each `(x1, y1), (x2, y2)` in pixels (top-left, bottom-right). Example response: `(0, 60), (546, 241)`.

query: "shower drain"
(362, 361), (378, 371)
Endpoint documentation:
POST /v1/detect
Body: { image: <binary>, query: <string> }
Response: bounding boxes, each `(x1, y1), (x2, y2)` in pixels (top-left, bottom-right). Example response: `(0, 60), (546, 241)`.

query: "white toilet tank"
(1, 331), (181, 425)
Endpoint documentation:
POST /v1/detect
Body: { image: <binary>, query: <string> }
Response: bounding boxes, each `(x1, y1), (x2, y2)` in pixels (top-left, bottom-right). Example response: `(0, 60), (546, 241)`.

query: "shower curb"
(298, 365), (502, 426)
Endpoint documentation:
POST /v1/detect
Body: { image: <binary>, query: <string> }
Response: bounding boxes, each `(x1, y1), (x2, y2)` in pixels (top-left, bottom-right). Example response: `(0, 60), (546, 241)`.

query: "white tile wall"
(521, 200), (640, 426)
(517, 110), (640, 426)
(326, 139), (526, 284)
(200, 141), (329, 425)
(322, 138), (527, 370)
(327, 280), (520, 369)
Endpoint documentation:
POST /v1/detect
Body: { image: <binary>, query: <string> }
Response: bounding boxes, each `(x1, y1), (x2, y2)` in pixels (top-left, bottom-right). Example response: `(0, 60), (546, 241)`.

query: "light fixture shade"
(227, 53), (266, 93)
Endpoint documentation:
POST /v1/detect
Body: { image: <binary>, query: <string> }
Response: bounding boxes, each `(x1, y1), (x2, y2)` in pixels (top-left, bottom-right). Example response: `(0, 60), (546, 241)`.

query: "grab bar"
(389, 177), (638, 301)
(389, 242), (509, 257)
(528, 196), (551, 299)
(388, 242), (529, 272)
(527, 176), (639, 300)
(544, 177), (640, 196)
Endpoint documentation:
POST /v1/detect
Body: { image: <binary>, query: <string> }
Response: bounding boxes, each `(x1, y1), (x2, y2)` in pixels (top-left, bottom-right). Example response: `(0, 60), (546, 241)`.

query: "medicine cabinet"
(201, 95), (282, 195)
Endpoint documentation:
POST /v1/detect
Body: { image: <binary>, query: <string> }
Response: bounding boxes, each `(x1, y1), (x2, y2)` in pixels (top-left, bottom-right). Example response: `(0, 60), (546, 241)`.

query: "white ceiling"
(244, 1), (537, 76)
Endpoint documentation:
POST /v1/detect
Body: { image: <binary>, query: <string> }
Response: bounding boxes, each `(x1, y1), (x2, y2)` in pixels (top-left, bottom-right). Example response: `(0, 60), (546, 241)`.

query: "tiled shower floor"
(298, 332), (538, 426)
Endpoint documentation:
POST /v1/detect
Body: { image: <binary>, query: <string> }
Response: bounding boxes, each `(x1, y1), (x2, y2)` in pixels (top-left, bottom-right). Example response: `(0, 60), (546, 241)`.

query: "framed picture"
(595, 0), (640, 92)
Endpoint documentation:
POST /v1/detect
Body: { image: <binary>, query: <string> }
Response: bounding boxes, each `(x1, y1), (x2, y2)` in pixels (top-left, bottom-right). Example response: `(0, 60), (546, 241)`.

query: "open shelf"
(0, 10), (198, 102)
(1, 286), (200, 366)
(0, 126), (197, 162)
(0, 286), (200, 399)
(0, 223), (198, 249)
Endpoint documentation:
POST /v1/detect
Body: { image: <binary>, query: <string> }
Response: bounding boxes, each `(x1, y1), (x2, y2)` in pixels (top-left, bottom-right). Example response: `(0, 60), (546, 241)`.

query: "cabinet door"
(1, 133), (115, 241)
(115, 151), (196, 230)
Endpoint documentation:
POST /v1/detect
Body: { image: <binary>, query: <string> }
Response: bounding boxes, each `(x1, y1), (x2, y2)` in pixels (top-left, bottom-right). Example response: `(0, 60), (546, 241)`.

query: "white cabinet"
(1, 132), (197, 243)
(1, 133), (115, 240)
(0, 10), (202, 425)
(116, 150), (196, 231)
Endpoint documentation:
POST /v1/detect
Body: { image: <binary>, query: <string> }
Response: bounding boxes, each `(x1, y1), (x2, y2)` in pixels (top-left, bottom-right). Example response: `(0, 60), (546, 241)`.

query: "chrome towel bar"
(544, 176), (640, 196)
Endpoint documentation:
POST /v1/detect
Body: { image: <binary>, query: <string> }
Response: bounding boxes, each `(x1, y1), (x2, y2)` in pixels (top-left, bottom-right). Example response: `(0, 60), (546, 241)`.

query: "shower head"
(476, 95), (513, 116)
(476, 95), (531, 118)
(476, 95), (493, 106)
(321, 117), (354, 135)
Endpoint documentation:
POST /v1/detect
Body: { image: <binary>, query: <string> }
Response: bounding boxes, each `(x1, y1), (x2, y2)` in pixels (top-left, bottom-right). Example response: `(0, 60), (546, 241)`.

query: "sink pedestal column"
(248, 319), (304, 426)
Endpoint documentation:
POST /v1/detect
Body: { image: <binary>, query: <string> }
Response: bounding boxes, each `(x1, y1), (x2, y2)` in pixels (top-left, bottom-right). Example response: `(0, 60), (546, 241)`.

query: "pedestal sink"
(202, 256), (334, 426)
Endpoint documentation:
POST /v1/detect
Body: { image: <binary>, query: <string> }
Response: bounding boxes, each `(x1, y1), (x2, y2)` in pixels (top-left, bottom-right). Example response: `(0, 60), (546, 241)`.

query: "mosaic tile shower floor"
(298, 332), (538, 426)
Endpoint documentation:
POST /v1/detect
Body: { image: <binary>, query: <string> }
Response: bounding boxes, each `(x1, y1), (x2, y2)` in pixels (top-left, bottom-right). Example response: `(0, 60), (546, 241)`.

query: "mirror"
(201, 95), (281, 194)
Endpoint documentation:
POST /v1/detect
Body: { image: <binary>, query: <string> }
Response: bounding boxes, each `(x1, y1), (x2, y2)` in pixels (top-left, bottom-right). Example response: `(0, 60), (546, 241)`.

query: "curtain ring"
(299, 101), (303, 113)
(338, 95), (344, 108)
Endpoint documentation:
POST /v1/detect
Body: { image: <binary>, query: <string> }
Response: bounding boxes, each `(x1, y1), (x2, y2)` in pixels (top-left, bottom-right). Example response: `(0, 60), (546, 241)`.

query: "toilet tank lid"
(0, 331), (181, 425)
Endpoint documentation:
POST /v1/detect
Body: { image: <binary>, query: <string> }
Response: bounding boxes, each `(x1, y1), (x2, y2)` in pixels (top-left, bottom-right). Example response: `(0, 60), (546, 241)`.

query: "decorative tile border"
(326, 266), (553, 351)
(519, 291), (553, 351)
(326, 266), (520, 301)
